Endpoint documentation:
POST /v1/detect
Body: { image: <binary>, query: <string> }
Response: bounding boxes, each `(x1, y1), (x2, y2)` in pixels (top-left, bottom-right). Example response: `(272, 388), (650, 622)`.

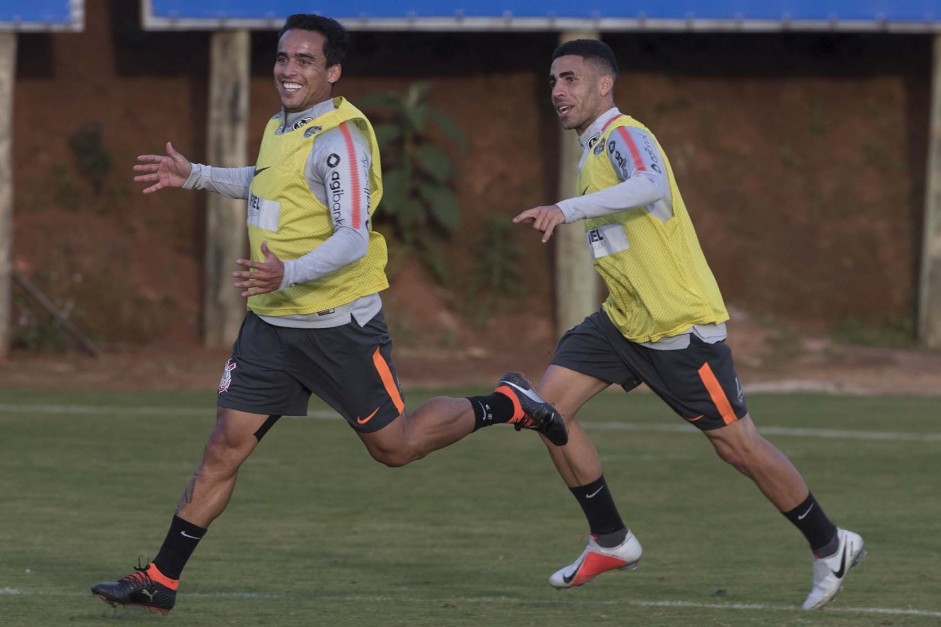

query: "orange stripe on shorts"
(373, 347), (405, 414)
(697, 362), (737, 426)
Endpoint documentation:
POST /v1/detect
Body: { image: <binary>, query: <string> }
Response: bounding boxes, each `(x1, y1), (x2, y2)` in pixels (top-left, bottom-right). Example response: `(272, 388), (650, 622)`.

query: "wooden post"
(920, 35), (941, 349)
(204, 30), (250, 348)
(0, 33), (16, 360)
(554, 31), (601, 337)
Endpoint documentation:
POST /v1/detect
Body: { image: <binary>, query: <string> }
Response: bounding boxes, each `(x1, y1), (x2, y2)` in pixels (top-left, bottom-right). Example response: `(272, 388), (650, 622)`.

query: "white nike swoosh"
(180, 531), (202, 540)
(586, 486), (604, 499)
(797, 504), (814, 520)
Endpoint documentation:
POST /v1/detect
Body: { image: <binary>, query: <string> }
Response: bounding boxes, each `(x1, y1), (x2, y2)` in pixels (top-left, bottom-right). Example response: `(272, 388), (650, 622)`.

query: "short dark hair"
(551, 39), (618, 79)
(279, 14), (349, 67)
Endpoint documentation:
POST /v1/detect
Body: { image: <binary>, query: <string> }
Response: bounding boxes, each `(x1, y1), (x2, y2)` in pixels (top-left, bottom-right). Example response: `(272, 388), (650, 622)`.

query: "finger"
(542, 222), (557, 243)
(534, 213), (550, 232)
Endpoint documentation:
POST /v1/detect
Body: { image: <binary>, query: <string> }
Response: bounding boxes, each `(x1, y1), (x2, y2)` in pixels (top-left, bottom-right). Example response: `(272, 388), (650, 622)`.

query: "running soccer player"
(90, 14), (565, 615)
(514, 38), (864, 610)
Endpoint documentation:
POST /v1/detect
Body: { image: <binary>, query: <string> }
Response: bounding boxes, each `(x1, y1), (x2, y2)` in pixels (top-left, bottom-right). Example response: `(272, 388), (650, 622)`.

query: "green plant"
(463, 215), (525, 324)
(359, 82), (467, 279)
(67, 121), (112, 195)
(10, 288), (74, 353)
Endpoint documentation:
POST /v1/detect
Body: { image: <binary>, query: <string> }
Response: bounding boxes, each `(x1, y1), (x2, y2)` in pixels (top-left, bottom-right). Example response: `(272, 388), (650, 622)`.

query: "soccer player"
(513, 38), (864, 610)
(90, 14), (565, 615)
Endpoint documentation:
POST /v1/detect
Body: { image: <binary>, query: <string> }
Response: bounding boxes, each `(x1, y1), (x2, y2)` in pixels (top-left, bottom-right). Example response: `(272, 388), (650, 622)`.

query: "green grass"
(1, 388), (940, 626)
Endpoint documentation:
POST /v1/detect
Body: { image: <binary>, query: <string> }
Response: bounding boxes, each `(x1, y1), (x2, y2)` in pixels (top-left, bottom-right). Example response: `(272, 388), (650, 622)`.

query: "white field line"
(579, 421), (941, 442)
(1, 403), (940, 442)
(3, 587), (941, 618)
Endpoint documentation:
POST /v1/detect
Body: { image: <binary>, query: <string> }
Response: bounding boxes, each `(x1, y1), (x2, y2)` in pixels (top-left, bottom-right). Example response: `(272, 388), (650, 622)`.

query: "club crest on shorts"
(218, 359), (237, 393)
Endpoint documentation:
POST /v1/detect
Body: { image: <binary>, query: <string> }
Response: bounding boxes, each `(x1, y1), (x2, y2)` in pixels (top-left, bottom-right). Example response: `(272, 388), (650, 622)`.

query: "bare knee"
(358, 414), (430, 467)
(198, 438), (244, 477)
(711, 439), (752, 473)
(705, 417), (763, 474)
(365, 444), (424, 468)
(200, 417), (258, 475)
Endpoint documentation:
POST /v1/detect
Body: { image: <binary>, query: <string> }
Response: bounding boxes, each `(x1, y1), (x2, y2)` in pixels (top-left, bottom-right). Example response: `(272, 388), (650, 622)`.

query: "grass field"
(1, 387), (940, 626)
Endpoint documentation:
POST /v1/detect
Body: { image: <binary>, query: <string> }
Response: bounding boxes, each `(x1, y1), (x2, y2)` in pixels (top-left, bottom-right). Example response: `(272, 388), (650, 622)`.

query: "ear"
(599, 74), (614, 97)
(327, 63), (342, 85)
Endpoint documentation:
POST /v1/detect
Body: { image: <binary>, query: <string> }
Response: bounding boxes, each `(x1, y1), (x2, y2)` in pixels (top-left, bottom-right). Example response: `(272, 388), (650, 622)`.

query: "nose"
(278, 59), (298, 77)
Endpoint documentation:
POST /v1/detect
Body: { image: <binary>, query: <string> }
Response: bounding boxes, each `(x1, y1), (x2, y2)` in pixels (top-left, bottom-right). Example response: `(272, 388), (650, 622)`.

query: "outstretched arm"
(133, 141), (192, 194)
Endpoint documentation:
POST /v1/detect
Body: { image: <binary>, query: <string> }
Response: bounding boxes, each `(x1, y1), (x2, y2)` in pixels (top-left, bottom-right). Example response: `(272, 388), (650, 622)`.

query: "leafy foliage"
(464, 215), (526, 323)
(67, 121), (112, 194)
(359, 82), (467, 280)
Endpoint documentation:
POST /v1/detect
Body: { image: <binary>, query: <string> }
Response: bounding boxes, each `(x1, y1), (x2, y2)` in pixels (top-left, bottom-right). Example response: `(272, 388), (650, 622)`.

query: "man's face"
(548, 54), (611, 135)
(274, 29), (340, 112)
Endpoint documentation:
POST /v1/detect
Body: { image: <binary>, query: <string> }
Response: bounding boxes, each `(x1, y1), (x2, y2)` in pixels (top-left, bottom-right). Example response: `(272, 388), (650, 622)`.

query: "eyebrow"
(550, 70), (577, 80)
(277, 50), (318, 61)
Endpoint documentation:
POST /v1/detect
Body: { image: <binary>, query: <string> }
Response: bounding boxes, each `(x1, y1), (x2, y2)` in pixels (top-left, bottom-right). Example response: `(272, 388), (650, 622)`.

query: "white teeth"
(283, 82), (302, 92)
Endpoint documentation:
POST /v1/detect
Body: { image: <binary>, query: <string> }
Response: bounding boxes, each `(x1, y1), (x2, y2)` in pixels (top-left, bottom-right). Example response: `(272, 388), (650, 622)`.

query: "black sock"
(468, 393), (515, 431)
(152, 515), (208, 580)
(570, 475), (626, 547)
(782, 492), (838, 556)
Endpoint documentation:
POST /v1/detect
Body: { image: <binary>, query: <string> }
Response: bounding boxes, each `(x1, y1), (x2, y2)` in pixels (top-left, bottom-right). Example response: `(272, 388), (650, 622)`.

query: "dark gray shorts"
(551, 310), (748, 430)
(216, 311), (406, 432)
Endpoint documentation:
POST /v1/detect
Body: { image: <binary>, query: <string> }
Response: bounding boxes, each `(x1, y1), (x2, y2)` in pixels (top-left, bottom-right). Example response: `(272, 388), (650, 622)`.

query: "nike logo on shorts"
(356, 407), (380, 425)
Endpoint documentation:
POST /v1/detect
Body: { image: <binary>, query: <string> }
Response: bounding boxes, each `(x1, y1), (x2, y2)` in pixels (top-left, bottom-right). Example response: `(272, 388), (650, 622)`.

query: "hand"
(233, 241), (285, 297)
(133, 141), (192, 194)
(513, 205), (566, 243)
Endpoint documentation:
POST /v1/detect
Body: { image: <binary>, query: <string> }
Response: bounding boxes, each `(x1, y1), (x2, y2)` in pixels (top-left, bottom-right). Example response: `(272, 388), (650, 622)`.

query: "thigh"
(539, 363), (612, 421)
(286, 310), (406, 433)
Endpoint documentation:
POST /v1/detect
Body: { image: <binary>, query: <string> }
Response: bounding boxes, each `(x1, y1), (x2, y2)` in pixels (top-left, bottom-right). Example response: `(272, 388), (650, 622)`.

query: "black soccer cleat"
(497, 372), (568, 446)
(91, 563), (177, 615)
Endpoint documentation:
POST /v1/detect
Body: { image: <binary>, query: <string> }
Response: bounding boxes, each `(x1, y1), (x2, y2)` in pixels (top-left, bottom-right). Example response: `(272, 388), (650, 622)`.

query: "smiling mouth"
(282, 82), (302, 94)
(556, 104), (573, 115)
